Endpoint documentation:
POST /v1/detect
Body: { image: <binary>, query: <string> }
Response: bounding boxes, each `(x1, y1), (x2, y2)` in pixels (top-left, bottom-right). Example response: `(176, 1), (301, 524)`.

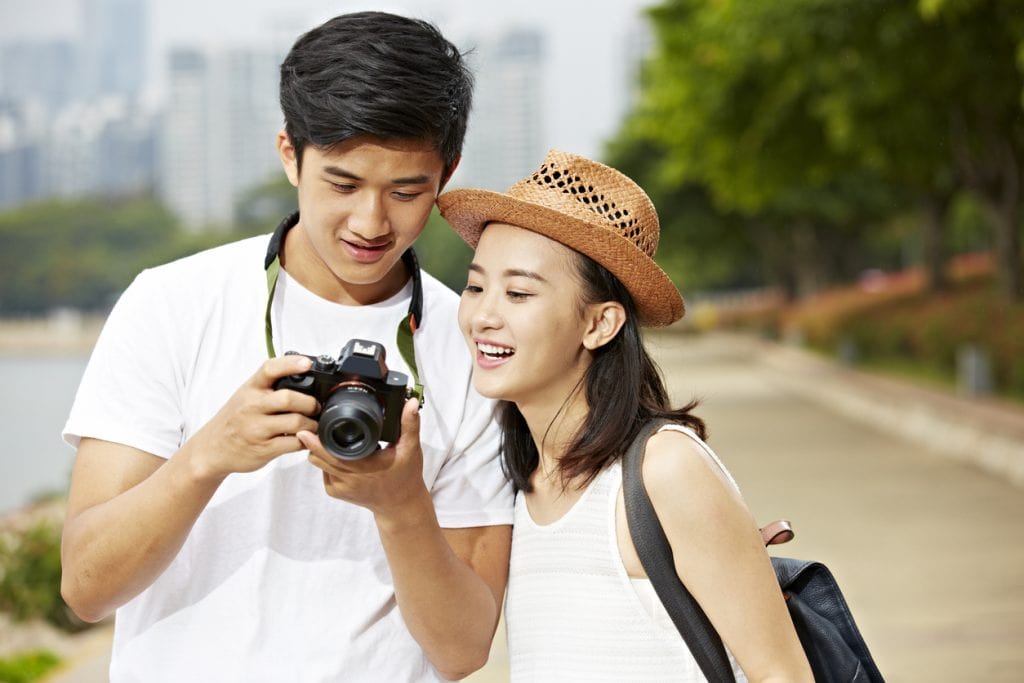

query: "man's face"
(277, 133), (447, 304)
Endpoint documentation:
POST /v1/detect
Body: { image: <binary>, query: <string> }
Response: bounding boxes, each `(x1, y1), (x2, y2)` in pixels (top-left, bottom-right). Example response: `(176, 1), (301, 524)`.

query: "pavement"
(44, 331), (1024, 682)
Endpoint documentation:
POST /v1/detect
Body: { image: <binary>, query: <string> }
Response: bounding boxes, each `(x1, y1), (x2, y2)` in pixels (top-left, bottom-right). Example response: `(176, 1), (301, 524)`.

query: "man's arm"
(303, 399), (512, 680)
(61, 439), (224, 622)
(61, 354), (319, 622)
(380, 505), (511, 681)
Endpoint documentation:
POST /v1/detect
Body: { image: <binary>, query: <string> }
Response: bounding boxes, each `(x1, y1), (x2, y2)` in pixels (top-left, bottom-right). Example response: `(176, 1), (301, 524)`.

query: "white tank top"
(505, 425), (747, 682)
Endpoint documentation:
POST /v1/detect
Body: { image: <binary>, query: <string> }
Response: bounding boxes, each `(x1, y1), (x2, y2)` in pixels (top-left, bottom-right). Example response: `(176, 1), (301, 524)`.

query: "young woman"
(438, 150), (813, 682)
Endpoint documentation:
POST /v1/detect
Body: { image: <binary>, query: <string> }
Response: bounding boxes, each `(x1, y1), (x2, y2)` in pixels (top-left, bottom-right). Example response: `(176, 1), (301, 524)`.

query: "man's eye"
(393, 192), (422, 201)
(331, 183), (356, 192)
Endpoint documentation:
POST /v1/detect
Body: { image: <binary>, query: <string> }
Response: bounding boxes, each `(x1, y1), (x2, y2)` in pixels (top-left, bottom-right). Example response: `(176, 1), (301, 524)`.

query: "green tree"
(916, 0), (1024, 300)
(234, 175), (299, 233)
(605, 135), (761, 293)
(416, 208), (474, 294)
(0, 196), (179, 313)
(619, 0), (1022, 298)
(0, 194), (273, 315)
(624, 0), (903, 297)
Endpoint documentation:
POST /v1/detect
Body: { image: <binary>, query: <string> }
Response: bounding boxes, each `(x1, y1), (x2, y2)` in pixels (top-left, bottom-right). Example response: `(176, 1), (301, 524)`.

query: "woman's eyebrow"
(467, 263), (549, 283)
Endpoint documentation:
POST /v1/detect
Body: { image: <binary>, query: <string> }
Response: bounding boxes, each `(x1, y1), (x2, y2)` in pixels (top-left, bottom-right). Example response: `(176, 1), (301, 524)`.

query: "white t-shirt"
(63, 233), (513, 682)
(506, 425), (745, 682)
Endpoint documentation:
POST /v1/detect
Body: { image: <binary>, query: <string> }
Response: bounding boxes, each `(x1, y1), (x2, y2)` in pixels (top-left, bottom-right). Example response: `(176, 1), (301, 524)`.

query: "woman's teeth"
(478, 343), (514, 359)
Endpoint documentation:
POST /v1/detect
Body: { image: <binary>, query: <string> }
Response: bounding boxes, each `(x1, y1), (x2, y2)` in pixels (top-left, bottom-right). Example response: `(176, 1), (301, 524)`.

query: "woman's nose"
(470, 292), (502, 332)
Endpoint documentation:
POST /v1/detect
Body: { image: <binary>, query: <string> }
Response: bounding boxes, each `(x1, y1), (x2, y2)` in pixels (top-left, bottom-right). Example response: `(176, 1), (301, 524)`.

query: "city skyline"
(0, 0), (657, 225)
(0, 0), (657, 161)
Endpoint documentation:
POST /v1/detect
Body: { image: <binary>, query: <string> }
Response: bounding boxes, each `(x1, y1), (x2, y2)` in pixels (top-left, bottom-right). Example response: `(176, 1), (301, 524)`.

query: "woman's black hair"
(279, 11), (473, 176)
(500, 252), (706, 493)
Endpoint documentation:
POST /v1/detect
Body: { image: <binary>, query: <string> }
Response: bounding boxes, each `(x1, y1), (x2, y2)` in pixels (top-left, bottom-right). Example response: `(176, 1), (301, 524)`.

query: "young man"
(60, 12), (512, 682)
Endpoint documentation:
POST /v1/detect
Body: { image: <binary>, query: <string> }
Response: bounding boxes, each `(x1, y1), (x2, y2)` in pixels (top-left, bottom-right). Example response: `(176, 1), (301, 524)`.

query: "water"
(0, 355), (88, 512)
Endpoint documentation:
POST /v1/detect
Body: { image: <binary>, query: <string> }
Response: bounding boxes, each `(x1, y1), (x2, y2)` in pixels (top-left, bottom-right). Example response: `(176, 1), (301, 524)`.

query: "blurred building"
(0, 41), (79, 110)
(0, 96), (157, 209)
(0, 0), (152, 209)
(158, 46), (283, 229)
(79, 0), (147, 101)
(46, 98), (157, 199)
(455, 27), (545, 191)
(0, 101), (46, 208)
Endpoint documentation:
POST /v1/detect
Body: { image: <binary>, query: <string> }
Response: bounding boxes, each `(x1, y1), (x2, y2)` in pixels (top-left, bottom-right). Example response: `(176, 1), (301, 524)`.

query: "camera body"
(274, 339), (413, 460)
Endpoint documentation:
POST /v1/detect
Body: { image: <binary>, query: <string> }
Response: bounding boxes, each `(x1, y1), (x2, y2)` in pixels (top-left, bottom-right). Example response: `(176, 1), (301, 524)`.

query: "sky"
(0, 0), (659, 160)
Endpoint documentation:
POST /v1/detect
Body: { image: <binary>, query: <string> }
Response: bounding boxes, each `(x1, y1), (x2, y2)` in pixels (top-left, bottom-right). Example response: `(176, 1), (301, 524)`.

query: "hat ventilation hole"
(528, 160), (655, 254)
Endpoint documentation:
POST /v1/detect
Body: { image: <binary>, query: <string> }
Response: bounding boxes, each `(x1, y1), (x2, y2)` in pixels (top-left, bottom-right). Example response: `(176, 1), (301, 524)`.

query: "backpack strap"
(621, 418), (736, 683)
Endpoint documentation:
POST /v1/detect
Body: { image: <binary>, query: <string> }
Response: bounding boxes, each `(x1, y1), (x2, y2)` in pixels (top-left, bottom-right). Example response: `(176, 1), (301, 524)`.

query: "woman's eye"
(463, 284), (483, 294)
(507, 290), (531, 301)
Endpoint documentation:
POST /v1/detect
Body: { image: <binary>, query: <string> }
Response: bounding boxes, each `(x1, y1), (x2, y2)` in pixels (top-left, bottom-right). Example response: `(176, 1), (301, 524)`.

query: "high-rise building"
(158, 46), (283, 229)
(0, 41), (79, 110)
(0, 102), (46, 209)
(0, 0), (153, 209)
(42, 97), (156, 200)
(79, 0), (147, 100)
(455, 27), (545, 191)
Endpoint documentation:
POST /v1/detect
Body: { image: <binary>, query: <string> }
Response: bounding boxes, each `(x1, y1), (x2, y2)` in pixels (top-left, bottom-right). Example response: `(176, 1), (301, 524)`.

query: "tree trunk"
(751, 221), (798, 301)
(920, 194), (949, 293)
(791, 222), (828, 299)
(982, 200), (1023, 302)
(951, 120), (1021, 302)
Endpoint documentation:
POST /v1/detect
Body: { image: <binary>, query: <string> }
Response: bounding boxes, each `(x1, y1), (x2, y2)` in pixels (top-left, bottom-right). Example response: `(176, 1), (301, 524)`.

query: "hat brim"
(438, 188), (684, 327)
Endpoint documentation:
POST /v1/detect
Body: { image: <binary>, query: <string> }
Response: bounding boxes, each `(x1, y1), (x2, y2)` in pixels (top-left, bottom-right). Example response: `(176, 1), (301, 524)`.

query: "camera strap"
(263, 211), (424, 400)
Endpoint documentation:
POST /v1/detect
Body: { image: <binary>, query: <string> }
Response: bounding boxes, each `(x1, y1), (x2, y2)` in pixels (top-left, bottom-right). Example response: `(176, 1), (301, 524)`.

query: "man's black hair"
(279, 11), (473, 175)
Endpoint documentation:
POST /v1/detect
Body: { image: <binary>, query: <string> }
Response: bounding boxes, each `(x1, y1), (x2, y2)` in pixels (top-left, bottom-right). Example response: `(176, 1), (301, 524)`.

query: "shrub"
(0, 520), (85, 633)
(712, 252), (1024, 398)
(0, 650), (61, 683)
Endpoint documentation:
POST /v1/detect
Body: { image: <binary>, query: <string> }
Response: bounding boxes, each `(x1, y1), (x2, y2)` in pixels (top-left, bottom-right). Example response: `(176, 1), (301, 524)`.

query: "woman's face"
(458, 223), (595, 406)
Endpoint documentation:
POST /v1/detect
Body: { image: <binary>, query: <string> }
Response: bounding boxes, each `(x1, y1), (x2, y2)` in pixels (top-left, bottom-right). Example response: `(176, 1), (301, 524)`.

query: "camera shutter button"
(314, 354), (336, 372)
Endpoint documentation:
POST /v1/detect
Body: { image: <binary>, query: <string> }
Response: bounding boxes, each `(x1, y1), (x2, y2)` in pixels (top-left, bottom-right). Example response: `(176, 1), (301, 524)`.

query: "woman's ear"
(582, 302), (627, 350)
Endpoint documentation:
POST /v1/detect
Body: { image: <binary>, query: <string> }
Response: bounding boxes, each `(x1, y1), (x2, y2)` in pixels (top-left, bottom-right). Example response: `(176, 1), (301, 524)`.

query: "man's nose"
(348, 194), (389, 241)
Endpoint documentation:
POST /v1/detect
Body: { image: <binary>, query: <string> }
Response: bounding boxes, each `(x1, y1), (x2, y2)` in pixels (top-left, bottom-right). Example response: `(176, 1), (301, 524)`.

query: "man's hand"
(304, 397), (510, 679)
(303, 397), (427, 515)
(189, 353), (321, 479)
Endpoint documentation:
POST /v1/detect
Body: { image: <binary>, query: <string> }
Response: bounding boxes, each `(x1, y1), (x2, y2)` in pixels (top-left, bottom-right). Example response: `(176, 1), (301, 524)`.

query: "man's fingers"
(397, 397), (421, 449)
(263, 387), (319, 416)
(267, 434), (305, 457)
(263, 413), (319, 439)
(297, 430), (321, 454)
(253, 354), (313, 388)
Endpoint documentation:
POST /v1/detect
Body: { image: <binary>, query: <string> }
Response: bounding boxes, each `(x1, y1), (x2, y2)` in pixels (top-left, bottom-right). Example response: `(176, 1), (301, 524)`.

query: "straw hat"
(437, 149), (684, 327)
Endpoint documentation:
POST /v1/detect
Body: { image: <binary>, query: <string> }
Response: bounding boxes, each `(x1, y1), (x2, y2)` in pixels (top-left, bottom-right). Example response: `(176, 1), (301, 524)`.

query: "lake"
(0, 355), (88, 513)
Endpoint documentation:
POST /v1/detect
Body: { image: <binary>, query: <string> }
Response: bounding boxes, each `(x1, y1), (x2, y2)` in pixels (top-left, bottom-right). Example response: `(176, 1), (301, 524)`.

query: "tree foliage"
(0, 195), (269, 314)
(614, 0), (1024, 299)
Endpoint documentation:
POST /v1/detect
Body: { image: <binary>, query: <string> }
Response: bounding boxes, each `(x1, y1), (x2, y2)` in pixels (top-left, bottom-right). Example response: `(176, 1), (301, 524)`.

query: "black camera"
(274, 339), (414, 460)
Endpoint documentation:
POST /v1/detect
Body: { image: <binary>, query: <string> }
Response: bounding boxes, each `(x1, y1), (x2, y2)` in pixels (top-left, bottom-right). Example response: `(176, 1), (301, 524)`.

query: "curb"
(740, 334), (1024, 488)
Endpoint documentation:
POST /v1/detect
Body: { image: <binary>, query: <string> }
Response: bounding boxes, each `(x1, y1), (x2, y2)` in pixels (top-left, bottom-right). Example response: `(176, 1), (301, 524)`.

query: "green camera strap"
(263, 211), (423, 400)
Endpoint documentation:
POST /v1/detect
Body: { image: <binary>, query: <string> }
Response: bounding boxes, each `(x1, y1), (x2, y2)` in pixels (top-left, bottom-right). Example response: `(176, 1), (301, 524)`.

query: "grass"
(0, 650), (61, 683)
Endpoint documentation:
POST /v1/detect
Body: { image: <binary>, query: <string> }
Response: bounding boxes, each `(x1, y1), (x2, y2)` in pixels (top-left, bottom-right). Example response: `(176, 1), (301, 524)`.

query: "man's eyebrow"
(322, 165), (433, 185)
(468, 263), (549, 283)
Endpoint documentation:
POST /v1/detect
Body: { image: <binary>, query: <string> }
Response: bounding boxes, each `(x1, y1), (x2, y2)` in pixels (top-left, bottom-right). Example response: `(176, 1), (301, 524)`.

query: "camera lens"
(319, 385), (384, 460)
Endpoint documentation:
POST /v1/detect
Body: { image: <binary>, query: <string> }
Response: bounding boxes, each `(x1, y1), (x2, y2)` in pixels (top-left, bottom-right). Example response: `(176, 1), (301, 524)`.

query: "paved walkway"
(649, 331), (1024, 682)
(48, 332), (1024, 682)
